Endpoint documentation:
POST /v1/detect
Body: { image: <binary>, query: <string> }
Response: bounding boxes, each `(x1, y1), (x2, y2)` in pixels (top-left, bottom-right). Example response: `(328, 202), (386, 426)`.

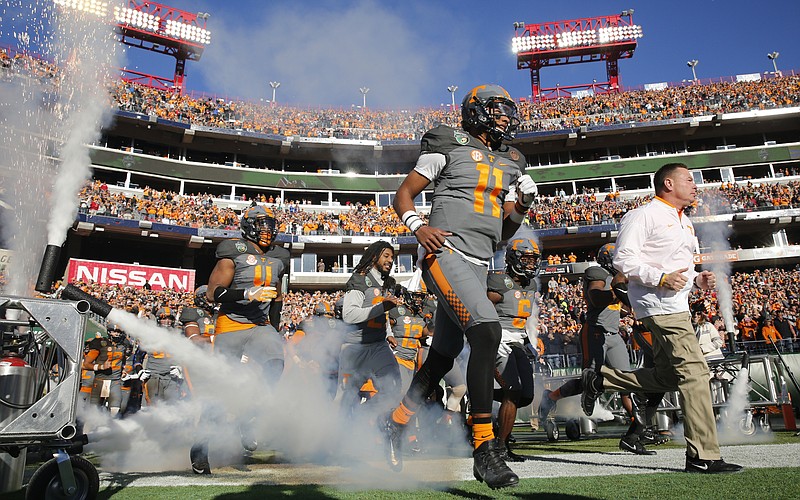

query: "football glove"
(169, 365), (184, 380)
(517, 175), (538, 207)
(245, 286), (278, 303)
(138, 369), (151, 383)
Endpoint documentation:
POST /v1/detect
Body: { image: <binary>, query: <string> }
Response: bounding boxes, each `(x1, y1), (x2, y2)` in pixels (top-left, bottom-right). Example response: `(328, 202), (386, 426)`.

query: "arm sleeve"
(342, 289), (386, 325)
(613, 210), (664, 287)
(413, 153), (446, 181)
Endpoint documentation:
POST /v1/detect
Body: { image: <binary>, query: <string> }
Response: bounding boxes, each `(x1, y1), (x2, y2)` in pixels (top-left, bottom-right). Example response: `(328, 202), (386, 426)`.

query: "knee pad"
(446, 384), (467, 412)
(504, 389), (522, 406)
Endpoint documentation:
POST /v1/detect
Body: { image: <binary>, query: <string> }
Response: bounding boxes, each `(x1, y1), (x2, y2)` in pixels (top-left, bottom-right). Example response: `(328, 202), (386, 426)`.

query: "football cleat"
(190, 443), (211, 475)
(498, 441), (528, 463)
(640, 427), (671, 446)
(619, 435), (656, 455)
(580, 368), (602, 417)
(382, 416), (405, 472)
(472, 439), (519, 489)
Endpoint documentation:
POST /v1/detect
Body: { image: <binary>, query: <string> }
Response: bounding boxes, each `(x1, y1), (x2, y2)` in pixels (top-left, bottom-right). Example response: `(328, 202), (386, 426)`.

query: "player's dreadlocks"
(353, 240), (396, 291)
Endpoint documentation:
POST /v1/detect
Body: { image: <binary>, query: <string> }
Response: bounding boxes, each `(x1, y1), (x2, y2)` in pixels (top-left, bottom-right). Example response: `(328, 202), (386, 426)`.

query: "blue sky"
(5, 0), (800, 108)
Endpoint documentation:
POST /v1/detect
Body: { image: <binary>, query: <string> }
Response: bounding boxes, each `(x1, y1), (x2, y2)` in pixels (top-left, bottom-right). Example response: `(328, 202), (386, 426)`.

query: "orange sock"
(391, 402), (415, 426)
(472, 422), (494, 449)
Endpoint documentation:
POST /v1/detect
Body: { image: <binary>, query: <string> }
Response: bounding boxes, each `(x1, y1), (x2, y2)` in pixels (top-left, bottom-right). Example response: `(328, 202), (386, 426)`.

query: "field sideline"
(10, 430), (798, 499)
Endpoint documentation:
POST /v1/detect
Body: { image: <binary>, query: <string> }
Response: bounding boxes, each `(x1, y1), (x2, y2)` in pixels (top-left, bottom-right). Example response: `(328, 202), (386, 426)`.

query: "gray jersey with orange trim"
(343, 271), (392, 344)
(388, 306), (427, 361)
(487, 271), (536, 341)
(415, 125), (526, 261)
(583, 265), (621, 334)
(215, 238), (288, 325)
(86, 338), (129, 380)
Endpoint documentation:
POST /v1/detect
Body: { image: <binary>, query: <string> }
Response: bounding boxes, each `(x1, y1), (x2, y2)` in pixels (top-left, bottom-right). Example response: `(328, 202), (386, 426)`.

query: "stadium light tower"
(512, 10), (643, 101)
(768, 51), (780, 74)
(687, 59), (699, 82)
(269, 81), (281, 104)
(447, 85), (458, 108)
(360, 87), (370, 108)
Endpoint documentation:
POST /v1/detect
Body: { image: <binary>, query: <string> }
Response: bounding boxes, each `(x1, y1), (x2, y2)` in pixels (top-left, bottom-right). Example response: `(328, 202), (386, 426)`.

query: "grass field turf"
(7, 431), (799, 498)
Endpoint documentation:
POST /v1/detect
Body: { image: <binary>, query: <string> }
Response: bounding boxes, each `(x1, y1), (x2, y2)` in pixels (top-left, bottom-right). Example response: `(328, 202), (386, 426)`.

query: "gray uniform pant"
(336, 341), (400, 415)
(599, 312), (720, 460)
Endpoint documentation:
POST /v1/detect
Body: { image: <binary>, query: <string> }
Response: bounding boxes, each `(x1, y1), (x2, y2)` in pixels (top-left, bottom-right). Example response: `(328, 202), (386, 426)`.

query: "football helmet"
(156, 306), (176, 328)
(194, 285), (212, 311)
(314, 301), (334, 317)
(505, 238), (541, 284)
(334, 298), (344, 320)
(241, 205), (277, 249)
(596, 243), (617, 275)
(402, 287), (427, 315)
(461, 84), (520, 144)
(107, 323), (125, 343)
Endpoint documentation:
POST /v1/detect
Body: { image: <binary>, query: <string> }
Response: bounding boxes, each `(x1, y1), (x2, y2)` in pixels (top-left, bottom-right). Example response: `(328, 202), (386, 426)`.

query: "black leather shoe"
(473, 440), (519, 489)
(619, 435), (656, 455)
(580, 368), (602, 417)
(382, 416), (405, 472)
(685, 456), (744, 474)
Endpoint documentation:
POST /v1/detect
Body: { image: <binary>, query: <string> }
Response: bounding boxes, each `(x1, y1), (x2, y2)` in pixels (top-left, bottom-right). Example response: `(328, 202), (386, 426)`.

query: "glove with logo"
(138, 369), (151, 383)
(169, 365), (184, 380)
(245, 286), (278, 303)
(517, 174), (538, 207)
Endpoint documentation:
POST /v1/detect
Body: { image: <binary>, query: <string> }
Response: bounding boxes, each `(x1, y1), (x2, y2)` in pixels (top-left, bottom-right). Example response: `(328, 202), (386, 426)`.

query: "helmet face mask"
(505, 238), (541, 283)
(402, 288), (426, 315)
(107, 325), (124, 342)
(461, 84), (520, 144)
(241, 206), (277, 249)
(156, 307), (176, 328)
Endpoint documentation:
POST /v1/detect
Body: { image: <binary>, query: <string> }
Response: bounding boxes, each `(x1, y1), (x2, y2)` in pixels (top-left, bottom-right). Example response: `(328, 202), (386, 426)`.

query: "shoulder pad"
(502, 146), (527, 170)
(345, 273), (370, 293)
(584, 265), (610, 282)
(179, 307), (201, 324)
(421, 125), (468, 155)
(216, 238), (252, 259)
(486, 272), (508, 293)
(265, 245), (291, 275)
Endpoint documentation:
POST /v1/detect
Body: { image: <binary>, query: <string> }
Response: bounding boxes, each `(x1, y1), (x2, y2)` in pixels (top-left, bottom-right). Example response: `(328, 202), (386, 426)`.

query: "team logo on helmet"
(505, 238), (541, 284)
(596, 243), (617, 275)
(240, 205), (277, 250)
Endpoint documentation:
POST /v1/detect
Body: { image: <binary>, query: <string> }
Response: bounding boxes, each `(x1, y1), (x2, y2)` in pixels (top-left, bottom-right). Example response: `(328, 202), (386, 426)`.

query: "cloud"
(196, 1), (466, 108)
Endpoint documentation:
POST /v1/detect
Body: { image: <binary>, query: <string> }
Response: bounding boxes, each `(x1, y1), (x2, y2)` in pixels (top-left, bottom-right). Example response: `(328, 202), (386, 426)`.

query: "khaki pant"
(599, 311), (720, 460)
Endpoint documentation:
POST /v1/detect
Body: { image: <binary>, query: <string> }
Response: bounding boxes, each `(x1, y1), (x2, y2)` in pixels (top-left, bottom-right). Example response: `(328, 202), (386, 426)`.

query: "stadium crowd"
(79, 178), (800, 237)
(60, 262), (799, 371)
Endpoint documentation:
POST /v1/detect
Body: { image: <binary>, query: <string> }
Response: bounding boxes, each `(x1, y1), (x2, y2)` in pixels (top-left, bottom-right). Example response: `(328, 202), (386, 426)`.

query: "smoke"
(695, 218), (736, 337)
(0, 1), (120, 295)
(84, 308), (455, 488)
(46, 3), (121, 246)
(195, 1), (467, 108)
(716, 367), (773, 444)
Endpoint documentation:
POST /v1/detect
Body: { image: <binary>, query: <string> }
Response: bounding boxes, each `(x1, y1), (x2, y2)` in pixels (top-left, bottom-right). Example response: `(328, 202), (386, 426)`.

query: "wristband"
(187, 334), (199, 340)
(658, 273), (667, 287)
(508, 202), (528, 224)
(93, 364), (98, 371)
(401, 210), (425, 233)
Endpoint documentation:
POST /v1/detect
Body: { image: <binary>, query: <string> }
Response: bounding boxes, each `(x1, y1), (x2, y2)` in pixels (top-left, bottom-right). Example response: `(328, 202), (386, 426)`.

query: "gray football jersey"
(583, 265), (621, 334)
(487, 272), (536, 335)
(215, 238), (288, 325)
(417, 125), (526, 261)
(343, 271), (393, 344)
(388, 306), (427, 361)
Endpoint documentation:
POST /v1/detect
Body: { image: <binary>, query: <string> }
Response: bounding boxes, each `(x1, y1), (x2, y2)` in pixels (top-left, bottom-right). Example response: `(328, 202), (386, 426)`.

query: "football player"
(143, 307), (184, 405)
(82, 323), (133, 417)
(206, 205), (290, 452)
(337, 241), (402, 419)
(538, 243), (655, 454)
(488, 238), (540, 462)
(385, 84), (536, 489)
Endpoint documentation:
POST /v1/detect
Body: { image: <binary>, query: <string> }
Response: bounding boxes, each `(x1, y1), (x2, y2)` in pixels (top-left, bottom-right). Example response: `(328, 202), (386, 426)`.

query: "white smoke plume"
(83, 308), (458, 488)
